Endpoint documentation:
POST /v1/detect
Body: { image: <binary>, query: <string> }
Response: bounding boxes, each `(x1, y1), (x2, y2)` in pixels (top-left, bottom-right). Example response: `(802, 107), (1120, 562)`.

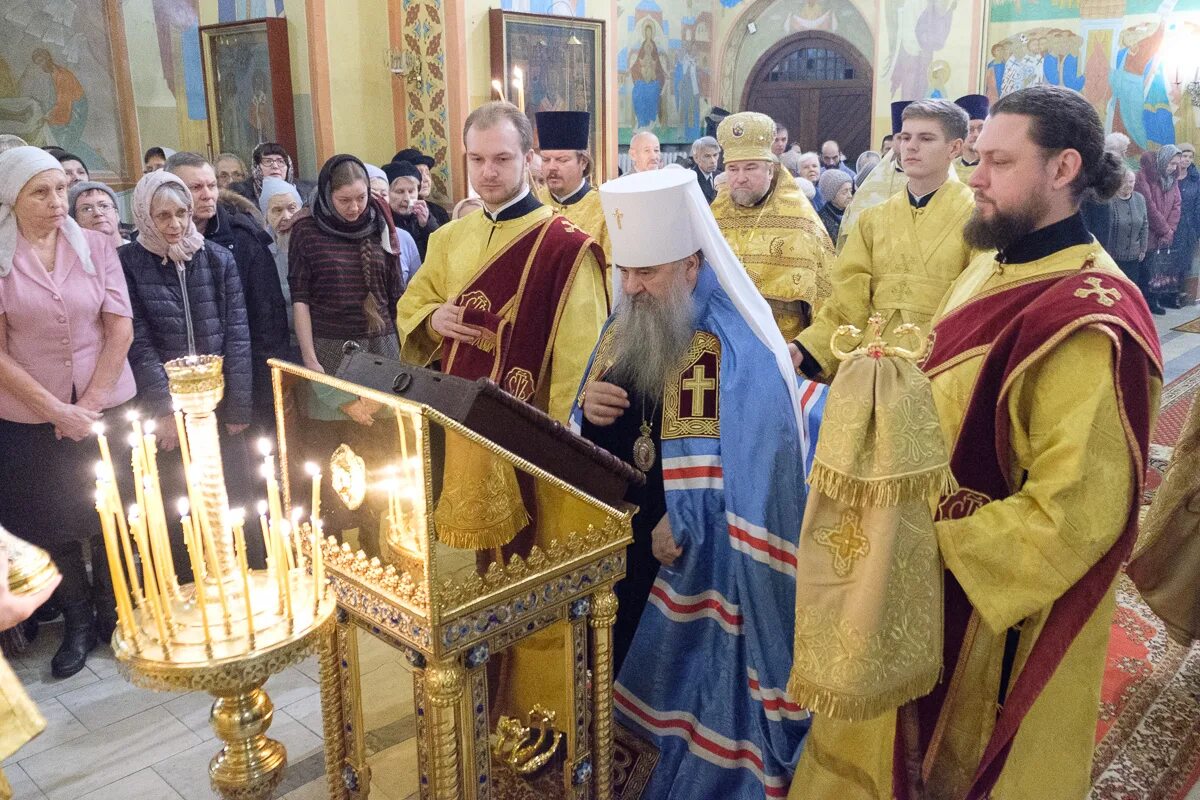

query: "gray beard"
(608, 280), (696, 400)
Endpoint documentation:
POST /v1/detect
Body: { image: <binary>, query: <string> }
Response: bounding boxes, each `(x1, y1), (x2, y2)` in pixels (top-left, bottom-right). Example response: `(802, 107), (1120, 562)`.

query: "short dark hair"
(901, 99), (968, 142)
(775, 122), (787, 135)
(253, 142), (289, 164)
(991, 85), (1123, 203)
(464, 101), (534, 153)
(57, 152), (87, 171)
(144, 147), (166, 162)
(164, 151), (211, 172)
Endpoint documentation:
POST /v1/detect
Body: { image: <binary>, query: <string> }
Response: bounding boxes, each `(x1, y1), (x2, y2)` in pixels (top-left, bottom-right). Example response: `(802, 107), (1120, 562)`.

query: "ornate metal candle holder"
(93, 355), (334, 800)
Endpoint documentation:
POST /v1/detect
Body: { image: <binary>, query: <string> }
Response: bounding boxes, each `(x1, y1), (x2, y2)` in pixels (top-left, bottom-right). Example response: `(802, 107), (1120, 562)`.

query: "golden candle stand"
(270, 353), (642, 800)
(92, 355), (336, 800)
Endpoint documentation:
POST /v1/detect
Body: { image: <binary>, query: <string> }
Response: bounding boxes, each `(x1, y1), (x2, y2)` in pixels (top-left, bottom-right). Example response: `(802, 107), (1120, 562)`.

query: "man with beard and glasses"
(792, 99), (974, 381)
(575, 167), (826, 800)
(711, 111), (833, 342)
(535, 111), (611, 261)
(789, 85), (1162, 800)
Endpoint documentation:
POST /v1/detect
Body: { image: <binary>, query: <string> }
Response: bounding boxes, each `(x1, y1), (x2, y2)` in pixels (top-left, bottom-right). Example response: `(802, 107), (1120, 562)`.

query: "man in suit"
(689, 135), (721, 203)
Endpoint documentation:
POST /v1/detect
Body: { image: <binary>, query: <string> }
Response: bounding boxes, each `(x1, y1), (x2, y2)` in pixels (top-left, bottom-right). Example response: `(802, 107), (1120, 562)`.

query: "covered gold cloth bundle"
(788, 316), (954, 721)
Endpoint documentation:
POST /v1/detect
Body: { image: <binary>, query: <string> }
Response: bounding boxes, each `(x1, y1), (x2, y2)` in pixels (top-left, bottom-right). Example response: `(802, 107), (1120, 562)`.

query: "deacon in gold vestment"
(836, 101), (915, 251)
(534, 110), (612, 262)
(794, 99), (974, 380)
(790, 86), (1161, 800)
(711, 111), (833, 341)
(394, 103), (608, 741)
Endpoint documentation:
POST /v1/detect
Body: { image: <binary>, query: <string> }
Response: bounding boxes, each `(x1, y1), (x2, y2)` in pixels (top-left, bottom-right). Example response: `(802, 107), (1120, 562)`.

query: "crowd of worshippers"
(0, 82), (1191, 800)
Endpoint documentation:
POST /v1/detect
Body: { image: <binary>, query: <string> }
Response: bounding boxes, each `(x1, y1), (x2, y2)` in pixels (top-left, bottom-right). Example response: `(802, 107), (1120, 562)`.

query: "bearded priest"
(574, 168), (824, 799)
(789, 85), (1162, 800)
(535, 111), (611, 261)
(711, 111), (833, 342)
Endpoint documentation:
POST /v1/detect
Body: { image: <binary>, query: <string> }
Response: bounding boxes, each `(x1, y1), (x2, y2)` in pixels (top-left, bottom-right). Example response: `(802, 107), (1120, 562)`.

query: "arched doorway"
(741, 32), (872, 161)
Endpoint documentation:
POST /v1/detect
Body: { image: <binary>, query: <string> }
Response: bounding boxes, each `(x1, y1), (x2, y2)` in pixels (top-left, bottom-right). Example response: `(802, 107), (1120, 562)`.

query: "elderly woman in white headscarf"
(258, 176), (303, 333)
(0, 146), (136, 678)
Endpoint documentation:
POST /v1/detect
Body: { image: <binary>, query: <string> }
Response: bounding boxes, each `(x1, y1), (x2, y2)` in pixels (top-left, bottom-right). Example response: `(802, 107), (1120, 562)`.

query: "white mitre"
(598, 168), (807, 450)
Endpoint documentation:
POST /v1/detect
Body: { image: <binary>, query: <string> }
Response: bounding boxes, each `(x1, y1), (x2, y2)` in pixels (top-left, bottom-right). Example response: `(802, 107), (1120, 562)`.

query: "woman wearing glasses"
(68, 181), (130, 248)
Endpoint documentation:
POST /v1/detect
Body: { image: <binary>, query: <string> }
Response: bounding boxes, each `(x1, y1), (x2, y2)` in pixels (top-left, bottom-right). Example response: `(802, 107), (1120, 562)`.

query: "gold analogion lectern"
(270, 348), (639, 800)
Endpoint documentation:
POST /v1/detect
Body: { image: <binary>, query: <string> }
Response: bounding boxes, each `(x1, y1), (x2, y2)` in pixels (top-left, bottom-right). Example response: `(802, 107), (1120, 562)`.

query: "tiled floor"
(6, 303), (1200, 800)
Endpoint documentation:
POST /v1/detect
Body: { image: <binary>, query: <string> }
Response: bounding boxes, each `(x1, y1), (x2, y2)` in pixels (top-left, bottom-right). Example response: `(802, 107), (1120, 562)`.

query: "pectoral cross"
(682, 364), (715, 417)
(1073, 276), (1122, 307)
(812, 509), (870, 578)
(613, 208), (624, 230)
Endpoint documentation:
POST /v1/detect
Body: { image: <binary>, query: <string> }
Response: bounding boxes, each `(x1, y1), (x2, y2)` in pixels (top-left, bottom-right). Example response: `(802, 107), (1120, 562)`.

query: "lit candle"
(94, 422), (115, 482)
(96, 463), (143, 606)
(512, 66), (525, 113)
(259, 439), (283, 533)
(96, 489), (136, 644)
(306, 462), (321, 524)
(257, 500), (273, 579)
(130, 506), (170, 655)
(492, 79), (506, 102)
(232, 509), (256, 647)
(141, 421), (179, 599)
(179, 499), (212, 652)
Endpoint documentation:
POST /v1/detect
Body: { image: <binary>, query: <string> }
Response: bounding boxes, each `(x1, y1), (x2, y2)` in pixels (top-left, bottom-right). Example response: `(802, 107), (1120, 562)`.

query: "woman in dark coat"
(1172, 143), (1199, 308)
(119, 170), (254, 558)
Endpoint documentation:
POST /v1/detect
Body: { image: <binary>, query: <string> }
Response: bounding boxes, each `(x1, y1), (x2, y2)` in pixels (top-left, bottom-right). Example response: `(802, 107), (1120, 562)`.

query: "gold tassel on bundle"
(788, 316), (953, 721)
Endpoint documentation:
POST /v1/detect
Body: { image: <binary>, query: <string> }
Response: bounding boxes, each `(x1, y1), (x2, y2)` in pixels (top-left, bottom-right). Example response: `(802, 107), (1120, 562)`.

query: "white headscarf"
(0, 146), (94, 278)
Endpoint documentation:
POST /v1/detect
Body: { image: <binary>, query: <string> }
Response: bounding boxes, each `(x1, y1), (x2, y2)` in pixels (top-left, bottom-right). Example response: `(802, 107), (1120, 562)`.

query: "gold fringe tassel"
(786, 666), (941, 722)
(434, 504), (530, 550)
(807, 462), (958, 508)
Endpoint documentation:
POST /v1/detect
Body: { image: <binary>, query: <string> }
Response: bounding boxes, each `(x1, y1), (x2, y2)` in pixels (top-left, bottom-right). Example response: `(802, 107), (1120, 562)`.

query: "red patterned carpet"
(1089, 363), (1200, 800)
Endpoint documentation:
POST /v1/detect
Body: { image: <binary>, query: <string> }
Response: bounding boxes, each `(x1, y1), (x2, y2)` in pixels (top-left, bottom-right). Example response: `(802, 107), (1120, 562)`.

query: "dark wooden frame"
(489, 9), (608, 182)
(741, 31), (873, 159)
(198, 17), (296, 165)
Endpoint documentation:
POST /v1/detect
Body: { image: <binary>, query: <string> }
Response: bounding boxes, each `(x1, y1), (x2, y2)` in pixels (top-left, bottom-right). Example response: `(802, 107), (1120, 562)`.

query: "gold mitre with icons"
(717, 111), (778, 164)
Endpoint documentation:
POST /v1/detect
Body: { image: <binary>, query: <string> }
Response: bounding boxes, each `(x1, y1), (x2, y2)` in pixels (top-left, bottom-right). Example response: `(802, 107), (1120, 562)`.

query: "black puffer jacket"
(204, 202), (290, 418)
(119, 240), (253, 424)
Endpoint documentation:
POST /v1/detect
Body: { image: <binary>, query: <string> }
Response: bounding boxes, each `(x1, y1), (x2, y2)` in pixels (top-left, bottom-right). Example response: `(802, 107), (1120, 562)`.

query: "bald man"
(629, 131), (662, 172)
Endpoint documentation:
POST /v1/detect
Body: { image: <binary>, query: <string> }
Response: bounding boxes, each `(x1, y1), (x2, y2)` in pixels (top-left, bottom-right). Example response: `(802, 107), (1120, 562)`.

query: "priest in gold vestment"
(396, 102), (608, 422)
(953, 94), (988, 183)
(789, 86), (1161, 800)
(394, 102), (608, 739)
(534, 111), (611, 263)
(793, 99), (975, 380)
(711, 111), (833, 341)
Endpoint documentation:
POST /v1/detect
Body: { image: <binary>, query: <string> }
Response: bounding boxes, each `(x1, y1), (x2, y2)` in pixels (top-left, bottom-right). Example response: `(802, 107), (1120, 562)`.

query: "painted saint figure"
(1110, 17), (1176, 150)
(29, 49), (104, 169)
(630, 23), (667, 128)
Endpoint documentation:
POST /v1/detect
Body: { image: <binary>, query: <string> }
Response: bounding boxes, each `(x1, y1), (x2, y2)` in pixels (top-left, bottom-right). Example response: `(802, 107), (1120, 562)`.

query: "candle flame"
(290, 506), (304, 523)
(230, 507), (246, 523)
(177, 497), (189, 517)
(127, 433), (141, 448)
(92, 422), (106, 435)
(305, 462), (320, 477)
(260, 463), (274, 481)
(125, 410), (140, 422)
(143, 419), (156, 435)
(95, 461), (107, 480)
(257, 438), (273, 456)
(128, 504), (140, 519)
(257, 500), (268, 516)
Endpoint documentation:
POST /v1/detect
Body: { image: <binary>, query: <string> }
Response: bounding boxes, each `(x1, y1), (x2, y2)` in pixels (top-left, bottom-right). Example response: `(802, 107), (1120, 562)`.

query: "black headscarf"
(312, 154), (386, 242)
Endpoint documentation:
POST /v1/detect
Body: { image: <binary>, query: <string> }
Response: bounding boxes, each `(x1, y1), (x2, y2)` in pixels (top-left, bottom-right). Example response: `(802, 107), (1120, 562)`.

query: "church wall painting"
(0, 0), (141, 188)
(617, 0), (716, 145)
(987, 0), (1200, 154)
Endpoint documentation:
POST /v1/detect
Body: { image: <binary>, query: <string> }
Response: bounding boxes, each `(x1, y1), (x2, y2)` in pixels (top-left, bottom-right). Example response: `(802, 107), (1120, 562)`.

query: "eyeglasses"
(260, 156), (287, 168)
(77, 202), (116, 215)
